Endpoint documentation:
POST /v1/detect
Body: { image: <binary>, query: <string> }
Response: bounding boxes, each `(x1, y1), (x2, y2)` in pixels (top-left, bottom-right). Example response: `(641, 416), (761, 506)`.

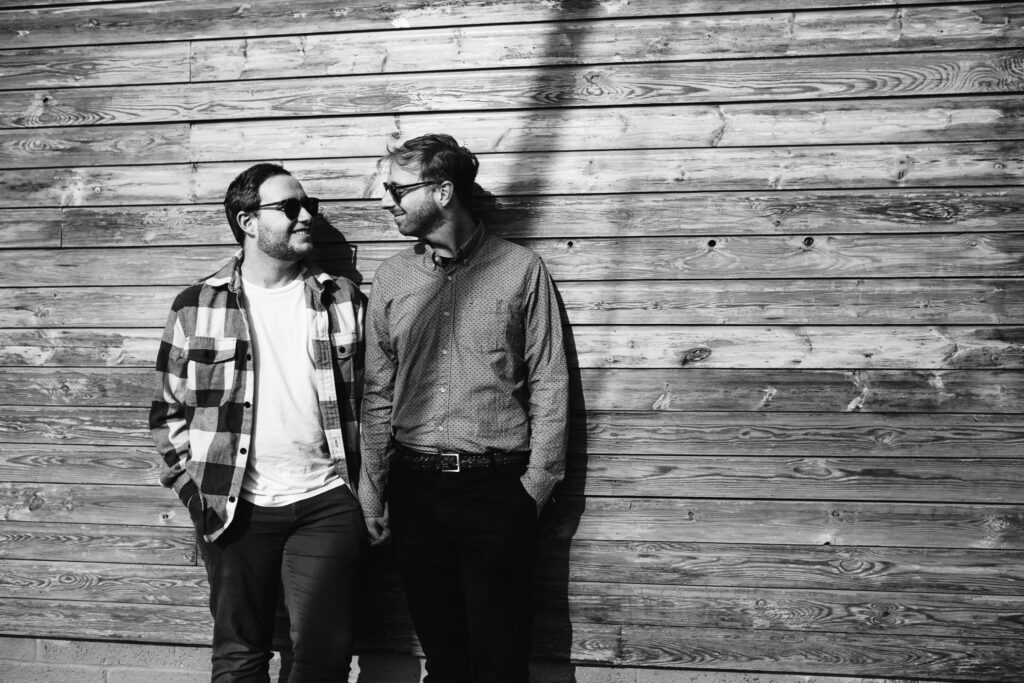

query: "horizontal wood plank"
(556, 278), (1024, 325)
(543, 497), (1024, 548)
(0, 522), (196, 564)
(0, 444), (159, 484)
(2, 367), (1021, 412)
(4, 408), (1023, 460)
(0, 405), (148, 445)
(0, 599), (1018, 679)
(50, 188), (1024, 247)
(0, 560), (207, 604)
(0, 0), (998, 49)
(577, 368), (1024, 413)
(4, 233), (1024, 287)
(0, 42), (188, 90)
(5, 96), (1021, 169)
(3, 485), (1024, 547)
(568, 325), (1024, 370)
(582, 623), (1024, 679)
(572, 411), (1024, 457)
(569, 455), (1024, 502)
(3, 324), (1022, 369)
(3, 558), (1020, 641)
(6, 442), (1022, 503)
(3, 278), (1024, 329)
(0, 122), (190, 169)
(6, 144), (1023, 208)
(0, 482), (187, 527)
(4, 51), (1021, 128)
(540, 540), (1024, 595)
(544, 581), (1024, 639)
(190, 5), (1024, 81)
(0, 207), (60, 247)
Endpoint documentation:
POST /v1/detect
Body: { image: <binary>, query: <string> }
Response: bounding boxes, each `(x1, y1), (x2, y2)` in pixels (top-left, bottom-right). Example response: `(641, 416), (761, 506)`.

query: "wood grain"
(6, 143), (1022, 209)
(3, 324), (1021, 369)
(0, 207), (60, 247)
(3, 232), (1024, 286)
(0, 0), (999, 49)
(3, 278), (1023, 329)
(0, 560), (207, 604)
(0, 522), (196, 564)
(52, 188), (1024, 247)
(190, 5), (1024, 81)
(569, 455), (1024, 502)
(0, 444), (159, 484)
(4, 95), (1020, 169)
(539, 539), (1024, 595)
(4, 51), (1021, 127)
(0, 482), (187, 527)
(543, 497), (1024, 548)
(0, 42), (189, 90)
(543, 581), (1024, 639)
(4, 408), (1023, 459)
(3, 367), (1022, 412)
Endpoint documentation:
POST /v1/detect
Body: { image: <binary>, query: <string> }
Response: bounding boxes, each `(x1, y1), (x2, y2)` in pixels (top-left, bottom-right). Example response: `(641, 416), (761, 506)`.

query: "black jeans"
(389, 461), (538, 683)
(197, 485), (365, 683)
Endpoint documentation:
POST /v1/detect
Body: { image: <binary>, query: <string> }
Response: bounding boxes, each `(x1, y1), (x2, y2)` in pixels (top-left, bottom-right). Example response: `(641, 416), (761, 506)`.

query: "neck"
(423, 211), (477, 259)
(240, 245), (302, 288)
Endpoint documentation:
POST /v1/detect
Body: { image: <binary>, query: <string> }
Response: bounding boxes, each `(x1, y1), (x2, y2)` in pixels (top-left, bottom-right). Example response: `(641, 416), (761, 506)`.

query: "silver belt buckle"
(440, 452), (461, 472)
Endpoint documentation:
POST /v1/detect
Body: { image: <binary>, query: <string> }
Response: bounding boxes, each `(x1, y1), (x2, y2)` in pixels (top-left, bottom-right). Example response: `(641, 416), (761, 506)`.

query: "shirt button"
(240, 448), (247, 455)
(437, 425), (445, 431)
(228, 496), (236, 503)
(447, 276), (453, 282)
(439, 387), (447, 393)
(442, 311), (450, 317)
(441, 349), (448, 355)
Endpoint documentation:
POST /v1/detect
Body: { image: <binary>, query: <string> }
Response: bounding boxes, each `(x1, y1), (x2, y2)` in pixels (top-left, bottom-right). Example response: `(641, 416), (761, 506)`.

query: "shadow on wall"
(311, 214), (362, 285)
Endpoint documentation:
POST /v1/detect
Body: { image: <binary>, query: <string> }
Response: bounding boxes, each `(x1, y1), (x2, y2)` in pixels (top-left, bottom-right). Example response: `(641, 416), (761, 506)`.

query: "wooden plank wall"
(1, 1), (1023, 680)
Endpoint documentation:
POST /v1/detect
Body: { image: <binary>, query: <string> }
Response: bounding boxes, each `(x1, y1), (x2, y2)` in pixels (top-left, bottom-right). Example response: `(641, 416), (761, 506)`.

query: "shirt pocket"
(332, 332), (357, 360)
(461, 298), (509, 352)
(184, 336), (238, 407)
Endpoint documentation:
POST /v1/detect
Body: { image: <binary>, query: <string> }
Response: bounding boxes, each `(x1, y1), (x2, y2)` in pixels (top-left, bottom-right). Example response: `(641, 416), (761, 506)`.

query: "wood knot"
(681, 347), (712, 366)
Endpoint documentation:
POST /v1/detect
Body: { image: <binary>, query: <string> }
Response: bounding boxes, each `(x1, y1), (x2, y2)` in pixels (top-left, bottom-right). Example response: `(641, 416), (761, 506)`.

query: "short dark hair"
(223, 163), (292, 244)
(380, 134), (479, 212)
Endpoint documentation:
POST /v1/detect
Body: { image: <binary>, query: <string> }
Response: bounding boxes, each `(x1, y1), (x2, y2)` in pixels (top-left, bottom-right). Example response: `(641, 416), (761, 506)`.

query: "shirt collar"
(426, 221), (486, 269)
(207, 249), (331, 294)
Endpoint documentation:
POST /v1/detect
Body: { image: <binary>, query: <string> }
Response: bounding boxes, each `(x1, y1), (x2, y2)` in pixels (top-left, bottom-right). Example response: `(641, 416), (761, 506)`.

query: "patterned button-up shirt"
(150, 252), (364, 541)
(359, 226), (569, 517)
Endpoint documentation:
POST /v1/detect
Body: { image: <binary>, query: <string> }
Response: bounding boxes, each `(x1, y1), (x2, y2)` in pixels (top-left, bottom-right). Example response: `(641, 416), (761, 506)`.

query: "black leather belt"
(395, 443), (528, 473)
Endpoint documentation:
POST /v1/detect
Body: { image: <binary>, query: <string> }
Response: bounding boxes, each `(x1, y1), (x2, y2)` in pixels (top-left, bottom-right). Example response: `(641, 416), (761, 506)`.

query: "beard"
(397, 199), (446, 240)
(256, 228), (313, 261)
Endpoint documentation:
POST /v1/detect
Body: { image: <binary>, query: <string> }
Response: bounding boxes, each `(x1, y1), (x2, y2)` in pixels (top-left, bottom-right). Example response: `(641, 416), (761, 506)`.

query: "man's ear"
(436, 180), (455, 208)
(236, 210), (258, 239)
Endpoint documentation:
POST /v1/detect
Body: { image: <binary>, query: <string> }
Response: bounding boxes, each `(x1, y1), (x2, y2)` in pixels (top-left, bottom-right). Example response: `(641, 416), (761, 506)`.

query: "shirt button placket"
(443, 270), (458, 444)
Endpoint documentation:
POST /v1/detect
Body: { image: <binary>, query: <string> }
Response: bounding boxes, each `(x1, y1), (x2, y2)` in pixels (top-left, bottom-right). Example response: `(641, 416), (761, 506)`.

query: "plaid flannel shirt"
(149, 252), (365, 541)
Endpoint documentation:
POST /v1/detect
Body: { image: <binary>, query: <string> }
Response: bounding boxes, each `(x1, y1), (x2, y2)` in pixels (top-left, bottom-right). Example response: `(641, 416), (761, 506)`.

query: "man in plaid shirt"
(150, 163), (365, 681)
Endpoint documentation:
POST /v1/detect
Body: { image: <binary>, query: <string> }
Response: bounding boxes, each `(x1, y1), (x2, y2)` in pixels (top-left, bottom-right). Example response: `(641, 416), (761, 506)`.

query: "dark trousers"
(389, 461), (538, 683)
(197, 485), (365, 683)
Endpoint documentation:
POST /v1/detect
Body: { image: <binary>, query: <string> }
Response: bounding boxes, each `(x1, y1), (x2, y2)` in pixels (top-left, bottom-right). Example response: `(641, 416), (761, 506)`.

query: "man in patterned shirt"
(150, 163), (365, 681)
(360, 134), (569, 682)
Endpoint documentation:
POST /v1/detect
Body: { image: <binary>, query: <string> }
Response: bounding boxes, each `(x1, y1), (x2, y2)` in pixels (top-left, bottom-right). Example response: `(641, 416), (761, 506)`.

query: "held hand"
(365, 515), (391, 547)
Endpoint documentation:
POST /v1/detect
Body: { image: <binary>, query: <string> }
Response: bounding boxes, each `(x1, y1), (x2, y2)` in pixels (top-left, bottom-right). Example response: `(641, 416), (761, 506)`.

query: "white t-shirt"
(241, 276), (344, 506)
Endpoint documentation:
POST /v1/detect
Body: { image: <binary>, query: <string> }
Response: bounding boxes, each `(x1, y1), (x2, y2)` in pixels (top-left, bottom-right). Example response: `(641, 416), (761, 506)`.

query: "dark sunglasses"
(257, 196), (319, 220)
(383, 180), (438, 204)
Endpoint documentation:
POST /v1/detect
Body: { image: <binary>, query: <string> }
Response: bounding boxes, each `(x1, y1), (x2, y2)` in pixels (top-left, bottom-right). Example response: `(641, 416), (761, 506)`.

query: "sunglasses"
(383, 180), (438, 204)
(257, 196), (320, 220)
